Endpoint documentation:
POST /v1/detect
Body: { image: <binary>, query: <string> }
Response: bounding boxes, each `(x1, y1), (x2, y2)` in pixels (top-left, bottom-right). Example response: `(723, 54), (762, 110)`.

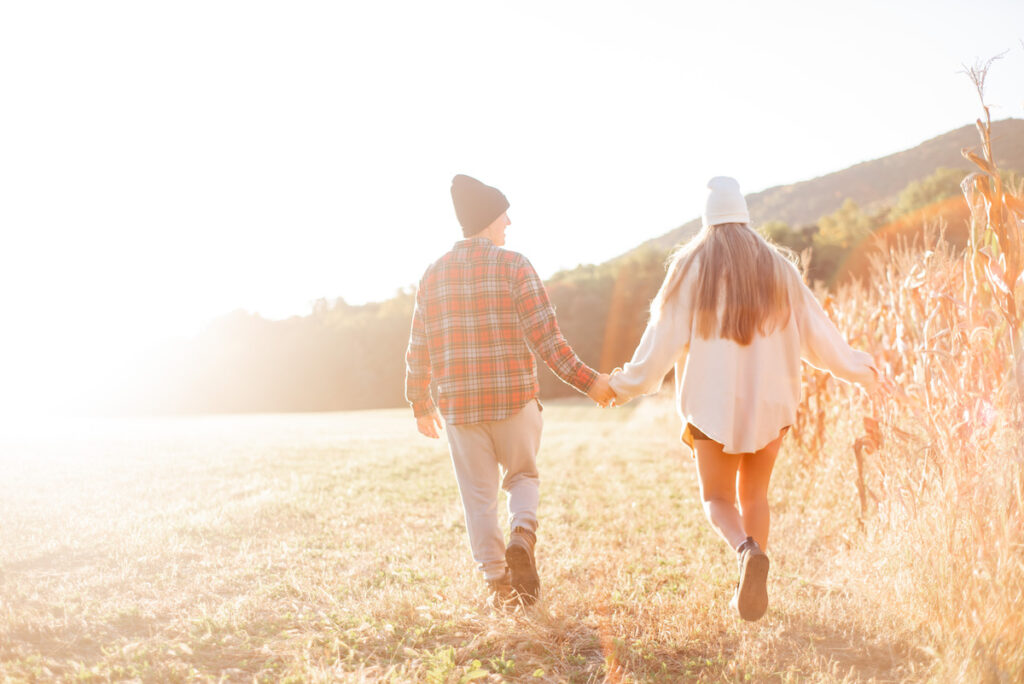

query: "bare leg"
(695, 430), (785, 622)
(694, 441), (746, 550)
(737, 433), (783, 550)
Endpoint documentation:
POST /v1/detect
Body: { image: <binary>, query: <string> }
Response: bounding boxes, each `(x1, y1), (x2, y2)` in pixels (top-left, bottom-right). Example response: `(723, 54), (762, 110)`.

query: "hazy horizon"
(3, 0), (1023, 413)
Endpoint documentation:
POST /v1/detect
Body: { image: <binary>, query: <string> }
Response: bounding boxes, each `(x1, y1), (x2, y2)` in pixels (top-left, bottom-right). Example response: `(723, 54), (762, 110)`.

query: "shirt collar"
(453, 236), (493, 250)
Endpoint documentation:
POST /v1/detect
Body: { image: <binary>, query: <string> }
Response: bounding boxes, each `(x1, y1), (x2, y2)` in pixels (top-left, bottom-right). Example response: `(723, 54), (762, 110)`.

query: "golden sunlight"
(3, 2), (1024, 681)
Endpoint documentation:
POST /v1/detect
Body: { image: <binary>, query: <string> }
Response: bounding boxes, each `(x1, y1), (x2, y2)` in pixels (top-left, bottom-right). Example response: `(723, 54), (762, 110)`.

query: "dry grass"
(2, 403), (937, 683)
(3, 216), (1023, 681)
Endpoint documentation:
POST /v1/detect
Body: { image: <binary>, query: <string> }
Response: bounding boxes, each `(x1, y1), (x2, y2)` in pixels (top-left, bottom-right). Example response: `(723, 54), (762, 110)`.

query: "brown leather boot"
(505, 526), (540, 606)
(730, 536), (769, 621)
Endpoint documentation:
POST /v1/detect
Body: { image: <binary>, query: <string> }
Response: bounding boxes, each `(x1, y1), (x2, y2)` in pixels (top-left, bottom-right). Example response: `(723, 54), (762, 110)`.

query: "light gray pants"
(445, 399), (543, 580)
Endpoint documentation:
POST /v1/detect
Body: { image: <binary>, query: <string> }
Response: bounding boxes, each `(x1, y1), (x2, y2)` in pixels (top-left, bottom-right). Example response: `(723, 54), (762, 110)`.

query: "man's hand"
(416, 411), (444, 439)
(587, 373), (617, 408)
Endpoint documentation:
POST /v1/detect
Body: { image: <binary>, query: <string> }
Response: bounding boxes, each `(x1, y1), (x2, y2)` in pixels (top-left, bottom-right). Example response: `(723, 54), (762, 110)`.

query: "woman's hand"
(607, 367), (624, 407)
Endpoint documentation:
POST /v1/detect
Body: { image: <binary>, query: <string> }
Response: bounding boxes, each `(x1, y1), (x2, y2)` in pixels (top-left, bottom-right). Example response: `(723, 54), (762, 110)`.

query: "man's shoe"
(487, 571), (513, 609)
(505, 527), (540, 606)
(731, 536), (769, 621)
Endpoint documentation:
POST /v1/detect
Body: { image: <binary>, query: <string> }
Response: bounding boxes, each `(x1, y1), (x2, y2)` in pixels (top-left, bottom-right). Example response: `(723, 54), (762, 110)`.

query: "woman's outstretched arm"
(794, 279), (878, 390)
(610, 266), (696, 404)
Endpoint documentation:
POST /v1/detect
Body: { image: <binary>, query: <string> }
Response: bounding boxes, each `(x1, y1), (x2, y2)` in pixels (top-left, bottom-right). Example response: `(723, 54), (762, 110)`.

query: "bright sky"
(1, 0), (1023, 412)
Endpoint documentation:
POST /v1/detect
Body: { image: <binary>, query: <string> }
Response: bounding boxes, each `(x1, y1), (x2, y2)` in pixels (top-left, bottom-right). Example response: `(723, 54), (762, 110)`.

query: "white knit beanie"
(702, 176), (750, 227)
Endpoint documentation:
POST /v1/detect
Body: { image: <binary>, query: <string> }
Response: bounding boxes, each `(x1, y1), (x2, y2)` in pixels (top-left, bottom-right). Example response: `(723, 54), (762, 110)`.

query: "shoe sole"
(736, 550), (769, 621)
(505, 544), (540, 606)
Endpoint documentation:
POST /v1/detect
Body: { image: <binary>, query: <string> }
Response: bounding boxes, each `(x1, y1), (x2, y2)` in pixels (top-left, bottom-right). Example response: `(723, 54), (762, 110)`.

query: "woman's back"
(652, 253), (806, 453)
(652, 221), (794, 345)
(610, 178), (876, 453)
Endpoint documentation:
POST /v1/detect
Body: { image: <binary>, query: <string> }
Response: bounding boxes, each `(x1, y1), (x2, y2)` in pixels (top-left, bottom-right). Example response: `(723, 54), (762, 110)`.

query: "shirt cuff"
(412, 399), (436, 418)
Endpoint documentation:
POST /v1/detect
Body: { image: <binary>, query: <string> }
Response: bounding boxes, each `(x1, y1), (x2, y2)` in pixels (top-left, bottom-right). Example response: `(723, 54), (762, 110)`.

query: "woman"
(609, 177), (878, 621)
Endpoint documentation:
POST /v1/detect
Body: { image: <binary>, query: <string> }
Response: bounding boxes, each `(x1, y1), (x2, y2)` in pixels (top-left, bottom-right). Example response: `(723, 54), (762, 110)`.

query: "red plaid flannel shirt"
(405, 237), (598, 425)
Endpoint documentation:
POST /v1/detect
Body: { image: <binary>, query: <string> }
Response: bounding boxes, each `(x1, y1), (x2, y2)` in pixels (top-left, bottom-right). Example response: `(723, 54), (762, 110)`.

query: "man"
(405, 174), (614, 607)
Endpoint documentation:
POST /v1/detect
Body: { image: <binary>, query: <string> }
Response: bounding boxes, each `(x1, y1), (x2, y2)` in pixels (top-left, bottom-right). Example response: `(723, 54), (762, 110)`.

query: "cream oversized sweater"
(609, 260), (877, 454)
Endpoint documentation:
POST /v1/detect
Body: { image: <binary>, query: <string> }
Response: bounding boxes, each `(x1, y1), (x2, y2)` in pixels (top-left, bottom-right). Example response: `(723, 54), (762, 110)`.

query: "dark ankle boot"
(730, 537), (769, 621)
(505, 526), (539, 606)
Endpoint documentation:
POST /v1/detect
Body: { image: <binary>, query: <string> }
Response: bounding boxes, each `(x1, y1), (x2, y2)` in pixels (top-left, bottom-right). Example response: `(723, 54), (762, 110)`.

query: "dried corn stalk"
(960, 56), (1024, 403)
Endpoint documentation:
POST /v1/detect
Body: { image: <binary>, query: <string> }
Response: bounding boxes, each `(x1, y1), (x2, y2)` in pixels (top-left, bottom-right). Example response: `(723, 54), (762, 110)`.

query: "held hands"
(416, 410), (444, 439)
(587, 373), (618, 408)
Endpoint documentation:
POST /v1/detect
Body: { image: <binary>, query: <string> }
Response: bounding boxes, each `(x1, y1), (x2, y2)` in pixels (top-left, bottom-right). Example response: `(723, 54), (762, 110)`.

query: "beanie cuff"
(703, 210), (751, 227)
(462, 196), (509, 237)
(463, 224), (488, 237)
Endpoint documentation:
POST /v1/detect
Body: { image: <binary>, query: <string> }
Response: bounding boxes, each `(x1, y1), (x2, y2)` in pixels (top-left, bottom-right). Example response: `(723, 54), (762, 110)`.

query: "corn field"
(788, 68), (1024, 680)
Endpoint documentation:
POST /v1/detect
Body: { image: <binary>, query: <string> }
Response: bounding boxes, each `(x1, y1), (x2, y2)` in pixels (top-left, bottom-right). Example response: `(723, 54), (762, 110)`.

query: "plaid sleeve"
(513, 258), (598, 394)
(404, 281), (436, 417)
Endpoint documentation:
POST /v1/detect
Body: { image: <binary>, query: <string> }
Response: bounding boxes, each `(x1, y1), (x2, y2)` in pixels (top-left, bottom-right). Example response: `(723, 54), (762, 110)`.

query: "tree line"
(132, 167), (1014, 414)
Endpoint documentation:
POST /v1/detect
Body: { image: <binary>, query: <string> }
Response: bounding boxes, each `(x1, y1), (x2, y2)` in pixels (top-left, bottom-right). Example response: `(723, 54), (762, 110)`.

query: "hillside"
(631, 117), (1024, 254)
(130, 118), (1024, 416)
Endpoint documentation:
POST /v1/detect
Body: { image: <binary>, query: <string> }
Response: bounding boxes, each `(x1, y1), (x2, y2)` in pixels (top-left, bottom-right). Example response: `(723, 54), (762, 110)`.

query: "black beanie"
(450, 174), (510, 237)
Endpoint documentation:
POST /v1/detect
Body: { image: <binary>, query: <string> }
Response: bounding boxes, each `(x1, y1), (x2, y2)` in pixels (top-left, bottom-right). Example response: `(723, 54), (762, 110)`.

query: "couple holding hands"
(405, 174), (878, 621)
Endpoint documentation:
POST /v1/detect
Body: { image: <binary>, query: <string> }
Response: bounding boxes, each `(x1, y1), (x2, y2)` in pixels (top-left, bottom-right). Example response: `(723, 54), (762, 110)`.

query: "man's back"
(412, 237), (541, 425)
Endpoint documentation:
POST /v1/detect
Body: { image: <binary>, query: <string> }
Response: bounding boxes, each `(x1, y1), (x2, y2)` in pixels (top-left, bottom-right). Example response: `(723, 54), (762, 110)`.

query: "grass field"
(0, 398), (944, 682)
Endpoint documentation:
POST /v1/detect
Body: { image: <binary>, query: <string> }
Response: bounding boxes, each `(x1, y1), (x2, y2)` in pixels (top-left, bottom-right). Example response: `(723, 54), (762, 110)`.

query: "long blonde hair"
(650, 223), (796, 345)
